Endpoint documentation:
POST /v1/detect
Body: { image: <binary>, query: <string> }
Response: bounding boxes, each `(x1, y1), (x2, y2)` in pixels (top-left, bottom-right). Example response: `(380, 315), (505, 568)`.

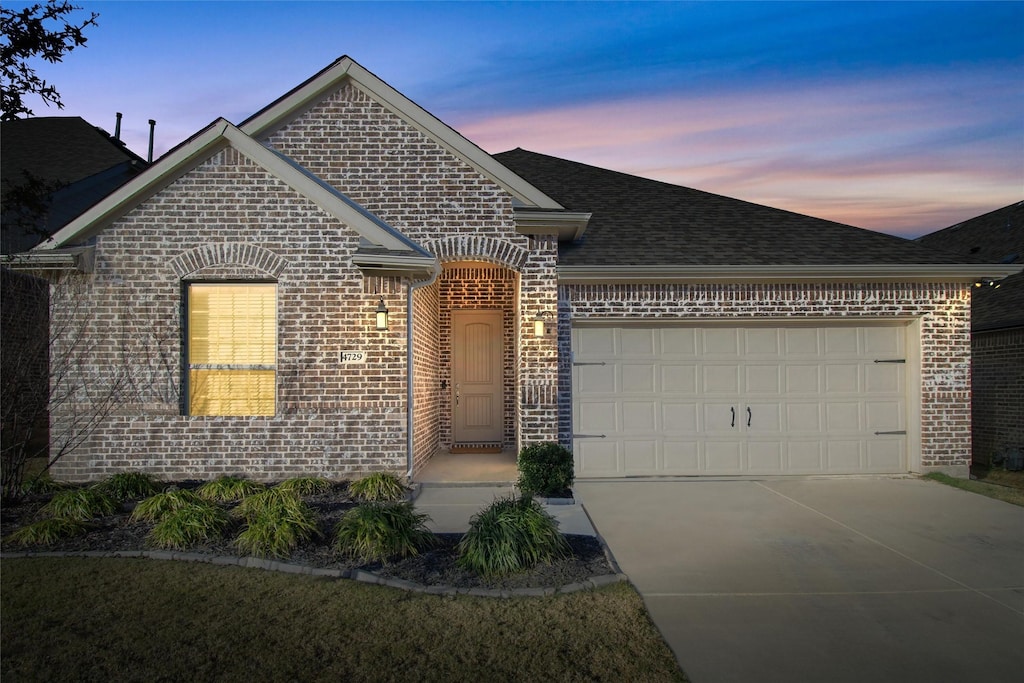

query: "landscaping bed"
(1, 482), (613, 591)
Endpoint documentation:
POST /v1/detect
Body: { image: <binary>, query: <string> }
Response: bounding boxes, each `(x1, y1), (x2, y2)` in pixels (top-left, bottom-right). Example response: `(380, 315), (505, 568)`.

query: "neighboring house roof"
(1, 117), (147, 254)
(495, 148), (1016, 283)
(917, 201), (1024, 332)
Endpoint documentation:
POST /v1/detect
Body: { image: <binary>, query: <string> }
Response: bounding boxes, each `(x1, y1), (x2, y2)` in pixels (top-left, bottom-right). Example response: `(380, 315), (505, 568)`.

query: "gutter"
(557, 263), (1024, 284)
(406, 261), (442, 482)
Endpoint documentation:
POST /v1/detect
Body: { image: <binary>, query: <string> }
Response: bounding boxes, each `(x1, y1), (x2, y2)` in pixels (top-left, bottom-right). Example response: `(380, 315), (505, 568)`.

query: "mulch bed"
(0, 484), (613, 591)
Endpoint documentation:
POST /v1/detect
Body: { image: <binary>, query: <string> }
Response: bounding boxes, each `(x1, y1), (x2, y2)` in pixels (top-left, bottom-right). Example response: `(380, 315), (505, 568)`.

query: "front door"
(452, 309), (504, 444)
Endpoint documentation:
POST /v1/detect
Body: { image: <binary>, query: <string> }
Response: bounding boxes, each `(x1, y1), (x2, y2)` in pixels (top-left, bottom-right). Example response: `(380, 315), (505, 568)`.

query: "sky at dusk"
(12, 0), (1024, 238)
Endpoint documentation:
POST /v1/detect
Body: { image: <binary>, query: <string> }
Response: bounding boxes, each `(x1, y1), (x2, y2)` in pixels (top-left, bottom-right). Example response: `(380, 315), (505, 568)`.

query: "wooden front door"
(452, 309), (504, 444)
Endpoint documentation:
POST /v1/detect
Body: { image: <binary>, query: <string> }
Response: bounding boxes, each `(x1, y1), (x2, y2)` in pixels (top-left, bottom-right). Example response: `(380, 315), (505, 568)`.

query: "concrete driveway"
(576, 478), (1024, 683)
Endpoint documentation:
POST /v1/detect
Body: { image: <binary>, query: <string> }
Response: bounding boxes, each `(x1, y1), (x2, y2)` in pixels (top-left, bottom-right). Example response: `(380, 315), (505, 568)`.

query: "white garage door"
(572, 324), (909, 477)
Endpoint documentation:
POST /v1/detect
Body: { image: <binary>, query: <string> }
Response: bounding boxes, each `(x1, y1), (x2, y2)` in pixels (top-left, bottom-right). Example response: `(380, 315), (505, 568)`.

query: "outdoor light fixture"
(533, 310), (554, 337)
(375, 297), (389, 331)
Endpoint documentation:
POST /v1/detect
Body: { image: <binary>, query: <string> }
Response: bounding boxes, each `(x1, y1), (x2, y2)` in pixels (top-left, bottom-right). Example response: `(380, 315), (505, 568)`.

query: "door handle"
(747, 406), (752, 427)
(730, 406), (735, 427)
(454, 383), (460, 407)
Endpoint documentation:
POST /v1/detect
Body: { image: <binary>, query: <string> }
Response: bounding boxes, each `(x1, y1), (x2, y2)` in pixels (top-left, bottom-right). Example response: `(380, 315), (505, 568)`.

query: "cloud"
(458, 68), (1023, 236)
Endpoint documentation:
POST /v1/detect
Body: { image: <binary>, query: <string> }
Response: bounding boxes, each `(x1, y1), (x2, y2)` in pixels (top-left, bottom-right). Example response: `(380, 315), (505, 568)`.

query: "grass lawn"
(924, 471), (1024, 507)
(1, 557), (687, 682)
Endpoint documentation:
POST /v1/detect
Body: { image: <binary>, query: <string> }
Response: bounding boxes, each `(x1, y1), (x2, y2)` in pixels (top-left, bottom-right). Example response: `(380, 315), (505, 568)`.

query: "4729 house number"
(341, 351), (367, 363)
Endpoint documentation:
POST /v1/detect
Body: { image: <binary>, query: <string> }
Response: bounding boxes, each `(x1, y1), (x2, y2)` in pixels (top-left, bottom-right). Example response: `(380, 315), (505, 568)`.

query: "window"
(187, 283), (276, 416)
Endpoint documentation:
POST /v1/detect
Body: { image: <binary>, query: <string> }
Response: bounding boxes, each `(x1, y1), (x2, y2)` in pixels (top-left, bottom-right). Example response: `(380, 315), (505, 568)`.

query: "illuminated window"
(187, 283), (276, 416)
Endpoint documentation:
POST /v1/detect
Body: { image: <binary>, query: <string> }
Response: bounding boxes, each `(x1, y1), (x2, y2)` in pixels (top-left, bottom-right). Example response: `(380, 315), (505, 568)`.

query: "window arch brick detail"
(169, 243), (289, 279)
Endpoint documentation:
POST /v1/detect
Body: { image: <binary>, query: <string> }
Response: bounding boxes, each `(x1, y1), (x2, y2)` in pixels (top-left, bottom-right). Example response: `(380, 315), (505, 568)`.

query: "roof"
(493, 149), (1016, 283)
(917, 201), (1024, 332)
(1, 117), (147, 253)
(1, 117), (145, 187)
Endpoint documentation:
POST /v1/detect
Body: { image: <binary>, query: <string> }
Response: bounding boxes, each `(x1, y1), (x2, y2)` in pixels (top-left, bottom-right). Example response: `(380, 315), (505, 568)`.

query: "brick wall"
(558, 281), (973, 474)
(970, 327), (1023, 466)
(411, 279), (440, 472)
(48, 146), (418, 482)
(48, 83), (563, 482)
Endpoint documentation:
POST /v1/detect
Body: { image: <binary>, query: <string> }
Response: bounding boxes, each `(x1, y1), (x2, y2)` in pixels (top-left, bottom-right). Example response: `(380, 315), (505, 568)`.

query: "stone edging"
(0, 550), (628, 599)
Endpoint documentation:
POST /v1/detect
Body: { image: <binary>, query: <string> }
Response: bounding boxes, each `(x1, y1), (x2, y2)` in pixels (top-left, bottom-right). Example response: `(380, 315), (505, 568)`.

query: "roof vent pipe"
(114, 112), (122, 141)
(147, 119), (156, 163)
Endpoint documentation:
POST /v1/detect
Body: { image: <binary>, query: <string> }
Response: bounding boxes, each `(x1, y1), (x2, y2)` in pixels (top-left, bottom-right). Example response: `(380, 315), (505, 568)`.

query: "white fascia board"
(514, 210), (592, 242)
(37, 120), (235, 249)
(557, 263), (1024, 284)
(241, 57), (564, 211)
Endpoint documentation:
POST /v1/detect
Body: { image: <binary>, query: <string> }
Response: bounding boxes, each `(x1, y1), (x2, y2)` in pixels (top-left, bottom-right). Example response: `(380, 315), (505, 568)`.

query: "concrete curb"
(0, 550), (628, 599)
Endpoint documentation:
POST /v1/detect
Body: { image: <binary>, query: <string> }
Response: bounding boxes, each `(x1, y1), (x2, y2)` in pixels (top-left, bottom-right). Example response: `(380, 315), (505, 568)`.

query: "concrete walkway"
(412, 484), (596, 536)
(576, 478), (1024, 683)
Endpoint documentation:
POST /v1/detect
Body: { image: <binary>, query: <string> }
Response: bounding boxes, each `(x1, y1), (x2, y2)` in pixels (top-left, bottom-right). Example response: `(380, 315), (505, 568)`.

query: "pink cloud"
(458, 71), (1021, 237)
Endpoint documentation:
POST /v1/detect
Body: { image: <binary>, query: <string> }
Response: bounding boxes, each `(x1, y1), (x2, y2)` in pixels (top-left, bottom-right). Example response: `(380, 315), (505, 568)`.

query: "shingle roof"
(917, 201), (1024, 332)
(494, 148), (965, 268)
(1, 117), (147, 253)
(1, 117), (144, 188)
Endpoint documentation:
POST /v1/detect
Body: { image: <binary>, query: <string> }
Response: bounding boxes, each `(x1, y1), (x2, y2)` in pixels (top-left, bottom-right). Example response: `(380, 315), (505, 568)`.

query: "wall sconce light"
(375, 297), (389, 330)
(533, 310), (554, 337)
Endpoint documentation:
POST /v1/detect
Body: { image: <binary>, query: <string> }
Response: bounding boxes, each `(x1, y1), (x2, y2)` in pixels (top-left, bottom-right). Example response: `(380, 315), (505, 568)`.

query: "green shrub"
(196, 476), (266, 502)
(40, 488), (119, 521)
(233, 488), (320, 558)
(20, 476), (72, 495)
(147, 503), (228, 549)
(517, 442), (575, 496)
(6, 517), (89, 546)
(348, 472), (409, 503)
(457, 494), (569, 577)
(233, 487), (300, 520)
(274, 476), (333, 496)
(333, 502), (435, 563)
(93, 472), (162, 501)
(131, 489), (204, 523)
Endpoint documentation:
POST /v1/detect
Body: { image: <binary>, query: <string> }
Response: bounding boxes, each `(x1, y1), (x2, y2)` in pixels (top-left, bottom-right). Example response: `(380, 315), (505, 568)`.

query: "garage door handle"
(747, 406), (752, 427)
(574, 434), (606, 439)
(731, 407), (735, 427)
(874, 430), (906, 435)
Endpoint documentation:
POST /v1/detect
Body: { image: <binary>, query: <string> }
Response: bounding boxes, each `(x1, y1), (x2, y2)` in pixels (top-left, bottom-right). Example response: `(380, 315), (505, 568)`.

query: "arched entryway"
(439, 261), (518, 451)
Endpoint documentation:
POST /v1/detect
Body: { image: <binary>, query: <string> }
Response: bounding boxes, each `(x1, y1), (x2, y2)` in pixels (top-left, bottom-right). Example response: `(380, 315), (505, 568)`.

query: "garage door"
(572, 324), (908, 477)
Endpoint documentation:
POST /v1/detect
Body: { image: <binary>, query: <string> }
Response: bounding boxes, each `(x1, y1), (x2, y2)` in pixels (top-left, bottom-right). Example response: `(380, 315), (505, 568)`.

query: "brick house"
(11, 57), (1019, 482)
(917, 202), (1023, 468)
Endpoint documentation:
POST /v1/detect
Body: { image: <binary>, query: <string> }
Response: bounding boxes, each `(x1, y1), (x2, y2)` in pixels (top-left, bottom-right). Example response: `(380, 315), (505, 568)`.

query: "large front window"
(187, 283), (276, 416)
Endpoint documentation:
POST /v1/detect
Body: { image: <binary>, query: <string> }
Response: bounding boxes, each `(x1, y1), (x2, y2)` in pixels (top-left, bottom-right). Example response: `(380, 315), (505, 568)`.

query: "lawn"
(1, 557), (688, 682)
(925, 470), (1024, 507)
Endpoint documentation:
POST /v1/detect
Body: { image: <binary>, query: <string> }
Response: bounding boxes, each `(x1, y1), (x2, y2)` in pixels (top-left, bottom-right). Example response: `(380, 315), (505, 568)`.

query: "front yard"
(1, 556), (687, 682)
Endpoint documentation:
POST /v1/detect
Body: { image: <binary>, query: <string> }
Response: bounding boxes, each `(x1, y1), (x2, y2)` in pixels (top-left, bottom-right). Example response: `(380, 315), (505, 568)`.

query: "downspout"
(406, 262), (442, 482)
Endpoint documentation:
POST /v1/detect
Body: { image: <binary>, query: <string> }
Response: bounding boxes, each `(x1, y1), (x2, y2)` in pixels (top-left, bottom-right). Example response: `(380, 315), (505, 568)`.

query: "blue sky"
(16, 0), (1024, 237)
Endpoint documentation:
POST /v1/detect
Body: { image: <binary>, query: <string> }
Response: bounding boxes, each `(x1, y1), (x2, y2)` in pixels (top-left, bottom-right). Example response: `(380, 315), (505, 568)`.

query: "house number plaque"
(341, 351), (367, 363)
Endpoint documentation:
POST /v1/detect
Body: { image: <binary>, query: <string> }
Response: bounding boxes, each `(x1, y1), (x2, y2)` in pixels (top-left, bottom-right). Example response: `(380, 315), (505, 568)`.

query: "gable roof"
(241, 56), (565, 213)
(495, 148), (1019, 283)
(1, 117), (148, 253)
(917, 201), (1024, 331)
(22, 119), (434, 275)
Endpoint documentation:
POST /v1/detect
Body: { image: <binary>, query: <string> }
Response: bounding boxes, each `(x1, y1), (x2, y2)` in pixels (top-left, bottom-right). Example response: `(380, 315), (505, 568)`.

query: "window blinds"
(188, 283), (276, 416)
